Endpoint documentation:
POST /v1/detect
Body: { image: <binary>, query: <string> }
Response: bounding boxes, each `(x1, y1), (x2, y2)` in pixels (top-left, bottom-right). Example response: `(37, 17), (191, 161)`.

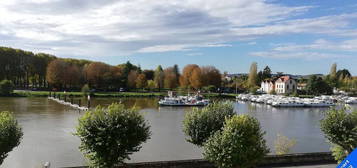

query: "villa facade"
(260, 76), (297, 94)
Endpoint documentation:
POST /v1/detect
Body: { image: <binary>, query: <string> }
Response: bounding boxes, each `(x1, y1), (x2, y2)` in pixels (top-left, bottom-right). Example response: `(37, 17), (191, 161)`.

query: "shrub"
(274, 134), (297, 155)
(75, 103), (151, 168)
(320, 108), (357, 162)
(183, 101), (235, 146)
(203, 115), (269, 168)
(0, 111), (23, 165)
(81, 84), (91, 96)
(0, 80), (14, 96)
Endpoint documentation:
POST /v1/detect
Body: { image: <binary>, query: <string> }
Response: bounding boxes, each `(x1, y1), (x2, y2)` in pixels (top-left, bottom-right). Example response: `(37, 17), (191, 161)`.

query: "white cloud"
(272, 39), (357, 52)
(250, 51), (346, 60)
(249, 38), (357, 60)
(138, 45), (191, 53)
(0, 0), (356, 58)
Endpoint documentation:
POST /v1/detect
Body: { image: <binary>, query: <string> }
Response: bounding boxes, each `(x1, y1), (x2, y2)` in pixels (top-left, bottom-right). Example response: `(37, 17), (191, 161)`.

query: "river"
(0, 97), (353, 168)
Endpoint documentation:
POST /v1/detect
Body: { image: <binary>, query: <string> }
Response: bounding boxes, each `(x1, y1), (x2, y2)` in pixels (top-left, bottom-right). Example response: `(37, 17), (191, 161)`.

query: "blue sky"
(1, 0), (357, 75)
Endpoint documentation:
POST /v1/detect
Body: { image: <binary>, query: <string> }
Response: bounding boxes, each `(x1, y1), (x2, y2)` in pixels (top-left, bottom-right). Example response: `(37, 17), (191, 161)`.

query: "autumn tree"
(84, 62), (110, 89)
(154, 65), (164, 91)
(201, 66), (221, 88)
(106, 66), (124, 89)
(136, 74), (147, 89)
(127, 70), (138, 89)
(180, 64), (200, 89)
(64, 65), (82, 89)
(46, 59), (68, 89)
(164, 67), (179, 89)
(190, 67), (202, 90)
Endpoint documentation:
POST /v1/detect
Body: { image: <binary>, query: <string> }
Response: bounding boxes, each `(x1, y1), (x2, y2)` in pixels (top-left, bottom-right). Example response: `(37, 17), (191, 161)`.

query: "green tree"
(306, 75), (333, 95)
(320, 108), (357, 162)
(183, 101), (235, 146)
(203, 115), (269, 168)
(336, 69), (351, 80)
(248, 62), (258, 88)
(0, 111), (23, 165)
(0, 80), (14, 96)
(75, 103), (151, 168)
(146, 80), (156, 91)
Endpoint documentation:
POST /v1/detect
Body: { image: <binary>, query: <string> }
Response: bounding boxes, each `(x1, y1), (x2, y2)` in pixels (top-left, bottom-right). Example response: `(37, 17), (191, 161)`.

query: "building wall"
(261, 82), (274, 93)
(275, 79), (296, 94)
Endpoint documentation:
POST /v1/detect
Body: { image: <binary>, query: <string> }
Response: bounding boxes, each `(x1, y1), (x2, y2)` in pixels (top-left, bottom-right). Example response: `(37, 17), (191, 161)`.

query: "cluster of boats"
(158, 93), (210, 106)
(236, 94), (357, 107)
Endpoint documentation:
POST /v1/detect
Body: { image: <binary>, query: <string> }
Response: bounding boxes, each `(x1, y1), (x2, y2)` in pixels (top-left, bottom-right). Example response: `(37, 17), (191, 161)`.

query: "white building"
(260, 80), (275, 93)
(275, 76), (297, 94)
(260, 76), (297, 94)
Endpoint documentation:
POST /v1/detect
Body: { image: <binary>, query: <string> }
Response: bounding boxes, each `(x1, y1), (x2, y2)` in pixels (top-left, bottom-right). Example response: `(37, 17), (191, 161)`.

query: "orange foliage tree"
(164, 67), (179, 89)
(84, 62), (110, 89)
(46, 59), (68, 89)
(127, 70), (138, 89)
(180, 64), (200, 89)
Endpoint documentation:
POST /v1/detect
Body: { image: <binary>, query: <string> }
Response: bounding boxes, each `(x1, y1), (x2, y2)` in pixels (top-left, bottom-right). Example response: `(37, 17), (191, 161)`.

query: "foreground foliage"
(183, 101), (235, 146)
(203, 115), (269, 168)
(320, 108), (357, 162)
(0, 111), (23, 165)
(75, 103), (151, 168)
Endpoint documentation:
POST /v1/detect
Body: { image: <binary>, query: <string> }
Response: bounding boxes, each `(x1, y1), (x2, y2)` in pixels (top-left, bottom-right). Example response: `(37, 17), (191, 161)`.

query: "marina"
(236, 94), (357, 107)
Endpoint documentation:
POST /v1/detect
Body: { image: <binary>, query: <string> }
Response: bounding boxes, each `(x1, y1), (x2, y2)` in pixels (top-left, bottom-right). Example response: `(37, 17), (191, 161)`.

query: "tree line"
(224, 62), (356, 95)
(0, 47), (222, 92)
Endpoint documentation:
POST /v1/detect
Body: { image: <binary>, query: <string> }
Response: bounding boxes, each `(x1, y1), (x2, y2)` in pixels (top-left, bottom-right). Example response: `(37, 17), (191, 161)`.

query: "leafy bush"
(320, 108), (357, 162)
(75, 103), (151, 168)
(0, 80), (14, 96)
(183, 101), (235, 146)
(0, 111), (23, 165)
(274, 134), (297, 155)
(203, 115), (269, 168)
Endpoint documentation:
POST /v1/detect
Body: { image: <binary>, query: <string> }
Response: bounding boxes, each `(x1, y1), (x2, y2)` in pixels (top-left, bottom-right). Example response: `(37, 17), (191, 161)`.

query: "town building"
(260, 76), (297, 94)
(260, 80), (275, 93)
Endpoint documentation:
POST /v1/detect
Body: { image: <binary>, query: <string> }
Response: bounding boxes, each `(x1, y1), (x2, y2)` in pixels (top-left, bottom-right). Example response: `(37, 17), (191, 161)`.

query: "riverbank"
(9, 90), (237, 98)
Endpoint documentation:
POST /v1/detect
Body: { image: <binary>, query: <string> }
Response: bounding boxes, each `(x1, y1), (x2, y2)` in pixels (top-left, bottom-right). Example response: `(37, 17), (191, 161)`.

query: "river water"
(0, 97), (354, 168)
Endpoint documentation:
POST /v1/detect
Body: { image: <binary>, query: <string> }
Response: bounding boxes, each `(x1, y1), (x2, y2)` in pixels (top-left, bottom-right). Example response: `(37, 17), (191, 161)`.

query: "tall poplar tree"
(248, 62), (258, 88)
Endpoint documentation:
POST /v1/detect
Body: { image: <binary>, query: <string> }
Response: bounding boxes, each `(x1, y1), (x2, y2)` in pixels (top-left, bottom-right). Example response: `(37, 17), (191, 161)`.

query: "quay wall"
(63, 152), (336, 168)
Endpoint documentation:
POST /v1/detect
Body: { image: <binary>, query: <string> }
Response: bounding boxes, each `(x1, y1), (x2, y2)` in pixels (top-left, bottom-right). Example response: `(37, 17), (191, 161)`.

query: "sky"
(1, 0), (357, 75)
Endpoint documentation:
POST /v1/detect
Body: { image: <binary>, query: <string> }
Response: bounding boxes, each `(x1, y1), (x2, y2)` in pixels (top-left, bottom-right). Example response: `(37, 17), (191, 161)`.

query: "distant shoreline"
(4, 90), (238, 98)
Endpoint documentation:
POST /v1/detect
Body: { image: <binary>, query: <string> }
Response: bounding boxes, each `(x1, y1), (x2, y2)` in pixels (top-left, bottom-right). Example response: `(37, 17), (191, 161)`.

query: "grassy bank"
(10, 90), (237, 98)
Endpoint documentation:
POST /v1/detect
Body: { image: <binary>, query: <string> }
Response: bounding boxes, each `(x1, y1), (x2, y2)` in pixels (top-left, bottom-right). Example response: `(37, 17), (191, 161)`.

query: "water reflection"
(0, 97), (355, 168)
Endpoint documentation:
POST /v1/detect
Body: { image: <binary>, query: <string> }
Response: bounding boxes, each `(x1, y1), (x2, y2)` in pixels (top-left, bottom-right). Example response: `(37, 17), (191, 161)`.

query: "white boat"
(345, 98), (357, 104)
